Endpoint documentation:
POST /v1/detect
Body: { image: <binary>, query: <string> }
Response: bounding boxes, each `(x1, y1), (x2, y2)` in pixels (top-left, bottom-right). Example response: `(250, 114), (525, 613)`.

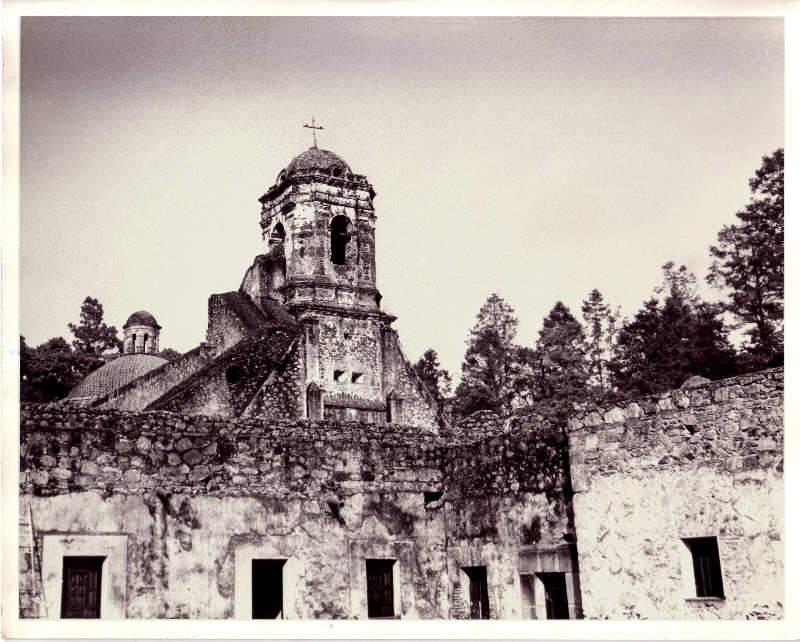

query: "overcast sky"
(19, 17), (783, 380)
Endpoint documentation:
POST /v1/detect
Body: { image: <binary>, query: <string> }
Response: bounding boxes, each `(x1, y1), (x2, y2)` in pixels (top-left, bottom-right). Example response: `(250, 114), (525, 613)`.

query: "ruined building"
(19, 147), (784, 621)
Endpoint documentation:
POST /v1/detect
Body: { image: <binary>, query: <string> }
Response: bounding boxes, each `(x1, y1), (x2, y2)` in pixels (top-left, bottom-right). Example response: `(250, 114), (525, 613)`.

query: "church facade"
(18, 147), (784, 622)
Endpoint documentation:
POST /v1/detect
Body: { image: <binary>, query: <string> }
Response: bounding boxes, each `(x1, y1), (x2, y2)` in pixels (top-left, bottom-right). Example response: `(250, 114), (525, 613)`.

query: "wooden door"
(366, 560), (395, 618)
(61, 557), (104, 619)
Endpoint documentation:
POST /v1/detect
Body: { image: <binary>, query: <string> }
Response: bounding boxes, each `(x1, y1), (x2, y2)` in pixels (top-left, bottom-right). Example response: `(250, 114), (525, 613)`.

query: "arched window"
(131, 334), (137, 354)
(271, 222), (286, 244)
(143, 333), (149, 353)
(330, 216), (351, 265)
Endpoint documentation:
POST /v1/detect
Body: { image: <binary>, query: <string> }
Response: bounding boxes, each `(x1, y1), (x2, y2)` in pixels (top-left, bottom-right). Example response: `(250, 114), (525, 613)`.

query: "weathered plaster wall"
(381, 329), (440, 430)
(19, 404), (573, 620)
(567, 368), (784, 620)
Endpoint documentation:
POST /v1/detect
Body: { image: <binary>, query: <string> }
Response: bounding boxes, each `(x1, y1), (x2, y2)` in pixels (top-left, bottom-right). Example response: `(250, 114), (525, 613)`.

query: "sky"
(19, 17), (784, 381)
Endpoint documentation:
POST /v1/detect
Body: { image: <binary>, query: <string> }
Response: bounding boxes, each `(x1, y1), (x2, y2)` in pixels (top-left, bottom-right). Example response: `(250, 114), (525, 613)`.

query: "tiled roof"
(68, 353), (168, 400)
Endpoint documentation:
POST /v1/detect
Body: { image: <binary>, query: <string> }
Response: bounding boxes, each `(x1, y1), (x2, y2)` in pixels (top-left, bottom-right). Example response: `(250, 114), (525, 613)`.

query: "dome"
(278, 147), (352, 182)
(124, 310), (160, 329)
(67, 353), (168, 401)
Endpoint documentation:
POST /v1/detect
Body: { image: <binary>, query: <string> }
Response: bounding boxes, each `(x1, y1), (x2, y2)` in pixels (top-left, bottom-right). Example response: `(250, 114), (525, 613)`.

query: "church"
(18, 145), (783, 622)
(65, 145), (440, 430)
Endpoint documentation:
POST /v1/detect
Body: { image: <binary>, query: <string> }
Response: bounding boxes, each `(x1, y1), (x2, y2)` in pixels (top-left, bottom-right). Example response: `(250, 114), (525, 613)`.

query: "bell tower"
(255, 146), (383, 313)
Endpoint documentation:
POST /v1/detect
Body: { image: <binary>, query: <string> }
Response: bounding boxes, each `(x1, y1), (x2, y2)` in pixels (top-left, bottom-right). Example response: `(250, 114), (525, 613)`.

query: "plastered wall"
(567, 368), (784, 619)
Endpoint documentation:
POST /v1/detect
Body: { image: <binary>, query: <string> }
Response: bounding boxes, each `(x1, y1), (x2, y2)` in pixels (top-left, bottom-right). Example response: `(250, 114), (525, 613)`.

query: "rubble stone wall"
(567, 368), (784, 619)
(19, 404), (573, 620)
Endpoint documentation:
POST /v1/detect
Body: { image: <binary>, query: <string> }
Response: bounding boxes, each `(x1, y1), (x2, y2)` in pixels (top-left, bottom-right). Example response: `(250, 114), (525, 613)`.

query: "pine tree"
(413, 349), (452, 401)
(68, 296), (121, 357)
(581, 289), (619, 400)
(528, 302), (589, 414)
(454, 293), (519, 416)
(707, 148), (784, 367)
(610, 263), (738, 396)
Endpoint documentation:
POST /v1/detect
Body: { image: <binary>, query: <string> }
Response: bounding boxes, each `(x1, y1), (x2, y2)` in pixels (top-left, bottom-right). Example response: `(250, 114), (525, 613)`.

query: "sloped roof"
(68, 353), (168, 400)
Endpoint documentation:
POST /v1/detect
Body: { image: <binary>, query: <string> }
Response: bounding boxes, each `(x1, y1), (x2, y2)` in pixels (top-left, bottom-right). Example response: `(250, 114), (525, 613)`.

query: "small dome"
(67, 353), (168, 401)
(124, 310), (160, 329)
(278, 147), (352, 182)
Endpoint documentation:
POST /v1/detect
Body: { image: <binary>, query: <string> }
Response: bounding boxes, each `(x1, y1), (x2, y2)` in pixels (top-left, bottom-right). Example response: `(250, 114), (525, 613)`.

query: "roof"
(67, 353), (168, 400)
(279, 147), (352, 182)
(124, 310), (160, 329)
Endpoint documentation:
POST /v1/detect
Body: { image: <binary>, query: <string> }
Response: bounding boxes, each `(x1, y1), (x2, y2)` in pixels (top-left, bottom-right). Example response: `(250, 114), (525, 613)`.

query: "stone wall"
(567, 368), (784, 619)
(98, 345), (214, 411)
(19, 402), (574, 620)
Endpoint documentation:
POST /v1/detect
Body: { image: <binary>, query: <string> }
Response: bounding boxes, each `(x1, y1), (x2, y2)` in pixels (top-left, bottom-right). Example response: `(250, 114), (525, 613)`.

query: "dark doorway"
(537, 572), (569, 619)
(366, 559), (395, 618)
(252, 559), (286, 619)
(61, 556), (104, 619)
(464, 566), (490, 619)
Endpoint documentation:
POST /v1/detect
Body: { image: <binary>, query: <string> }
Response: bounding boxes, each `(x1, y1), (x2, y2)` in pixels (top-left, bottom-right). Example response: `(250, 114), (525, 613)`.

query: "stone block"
(183, 449), (204, 466)
(136, 436), (152, 452)
(51, 467), (72, 481)
(80, 461), (100, 476)
(175, 437), (193, 453)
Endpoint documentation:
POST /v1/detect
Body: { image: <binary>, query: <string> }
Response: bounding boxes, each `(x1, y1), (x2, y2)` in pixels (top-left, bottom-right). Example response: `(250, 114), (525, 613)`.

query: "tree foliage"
(68, 296), (121, 356)
(22, 296), (122, 402)
(413, 348), (452, 402)
(581, 289), (619, 400)
(610, 263), (738, 396)
(454, 293), (520, 416)
(20, 336), (96, 402)
(158, 347), (182, 362)
(517, 302), (590, 416)
(707, 148), (784, 366)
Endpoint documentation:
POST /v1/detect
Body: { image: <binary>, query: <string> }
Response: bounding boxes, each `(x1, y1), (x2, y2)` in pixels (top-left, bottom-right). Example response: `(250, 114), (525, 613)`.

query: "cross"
(303, 118), (324, 148)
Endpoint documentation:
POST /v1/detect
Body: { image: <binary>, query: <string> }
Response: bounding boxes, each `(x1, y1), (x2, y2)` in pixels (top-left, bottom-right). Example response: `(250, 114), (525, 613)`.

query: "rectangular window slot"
(424, 491), (443, 505)
(464, 566), (490, 619)
(683, 537), (725, 598)
(333, 369), (344, 382)
(351, 372), (363, 384)
(366, 559), (395, 618)
(537, 572), (569, 619)
(252, 559), (286, 619)
(61, 556), (104, 619)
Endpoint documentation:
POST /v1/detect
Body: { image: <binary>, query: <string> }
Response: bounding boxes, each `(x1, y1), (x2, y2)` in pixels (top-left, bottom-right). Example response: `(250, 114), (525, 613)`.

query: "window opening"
(271, 222), (286, 243)
(536, 572), (569, 619)
(330, 216), (350, 265)
(463, 566), (490, 619)
(366, 559), (395, 618)
(252, 559), (286, 619)
(351, 372), (363, 384)
(424, 491), (443, 505)
(131, 333), (136, 353)
(333, 369), (344, 382)
(683, 537), (724, 598)
(226, 365), (243, 384)
(61, 556), (104, 619)
(143, 333), (149, 352)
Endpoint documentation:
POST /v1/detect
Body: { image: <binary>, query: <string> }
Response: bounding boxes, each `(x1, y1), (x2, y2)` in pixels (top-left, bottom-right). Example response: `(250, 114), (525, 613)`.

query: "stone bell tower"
(239, 143), (436, 427)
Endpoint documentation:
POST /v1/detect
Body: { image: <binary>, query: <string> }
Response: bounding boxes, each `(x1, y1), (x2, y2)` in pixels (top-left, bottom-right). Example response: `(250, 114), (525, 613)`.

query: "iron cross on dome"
(303, 118), (324, 148)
